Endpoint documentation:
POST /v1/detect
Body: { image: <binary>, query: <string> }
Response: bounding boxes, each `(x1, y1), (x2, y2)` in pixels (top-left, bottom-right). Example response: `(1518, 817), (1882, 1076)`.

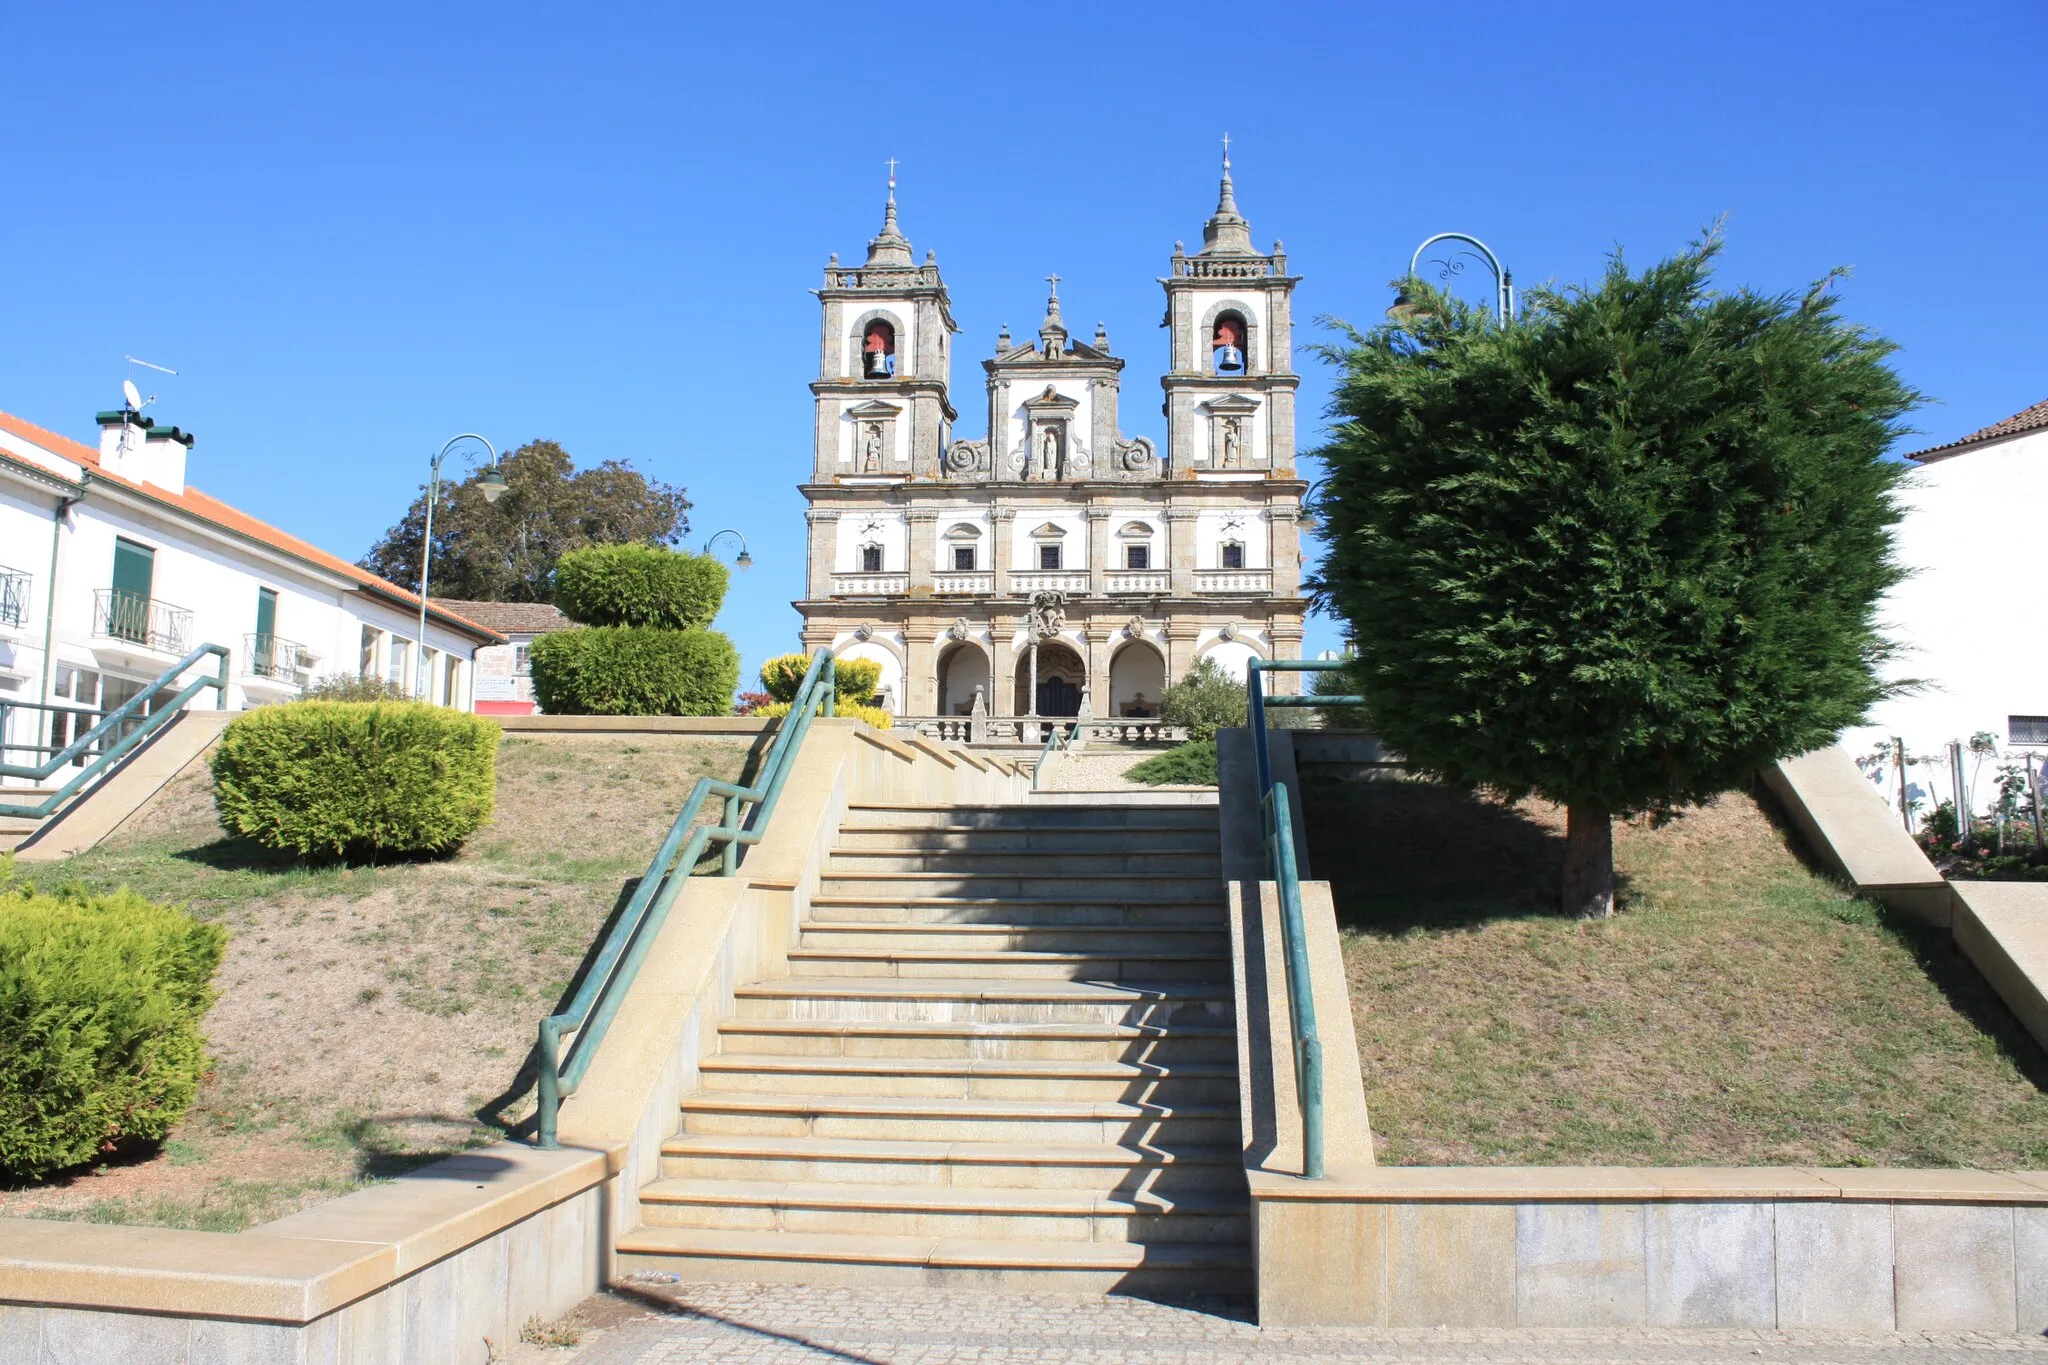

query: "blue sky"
(4, 1), (2042, 680)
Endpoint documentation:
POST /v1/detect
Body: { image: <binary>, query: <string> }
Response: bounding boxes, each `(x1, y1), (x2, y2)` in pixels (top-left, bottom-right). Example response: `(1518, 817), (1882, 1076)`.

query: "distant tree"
(1310, 234), (1920, 917)
(359, 440), (690, 602)
(1161, 658), (1247, 743)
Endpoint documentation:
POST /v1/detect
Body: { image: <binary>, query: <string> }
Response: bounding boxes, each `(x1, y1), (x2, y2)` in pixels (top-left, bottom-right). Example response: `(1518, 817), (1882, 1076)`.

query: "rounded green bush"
(754, 699), (894, 730)
(553, 543), (728, 630)
(759, 652), (883, 704)
(0, 883), (225, 1179)
(210, 702), (499, 858)
(530, 626), (739, 716)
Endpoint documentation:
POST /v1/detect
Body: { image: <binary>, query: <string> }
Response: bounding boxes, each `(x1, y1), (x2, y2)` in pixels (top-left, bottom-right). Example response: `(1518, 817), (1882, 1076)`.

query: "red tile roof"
(0, 408), (501, 642)
(434, 599), (577, 636)
(1903, 397), (2048, 463)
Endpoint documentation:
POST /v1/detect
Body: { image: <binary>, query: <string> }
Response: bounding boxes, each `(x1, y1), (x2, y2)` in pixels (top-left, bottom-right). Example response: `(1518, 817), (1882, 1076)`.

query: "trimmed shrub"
(755, 699), (894, 730)
(530, 626), (739, 717)
(1126, 739), (1219, 786)
(759, 653), (884, 705)
(211, 702), (499, 858)
(553, 543), (727, 630)
(1161, 658), (1248, 743)
(0, 883), (226, 1178)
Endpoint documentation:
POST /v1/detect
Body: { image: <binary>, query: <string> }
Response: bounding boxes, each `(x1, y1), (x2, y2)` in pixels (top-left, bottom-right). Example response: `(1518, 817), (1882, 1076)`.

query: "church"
(794, 151), (1307, 727)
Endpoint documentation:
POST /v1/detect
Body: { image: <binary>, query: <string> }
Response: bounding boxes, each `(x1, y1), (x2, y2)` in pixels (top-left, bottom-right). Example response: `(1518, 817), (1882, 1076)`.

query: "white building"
(0, 400), (500, 777)
(436, 599), (575, 716)
(1844, 397), (2048, 816)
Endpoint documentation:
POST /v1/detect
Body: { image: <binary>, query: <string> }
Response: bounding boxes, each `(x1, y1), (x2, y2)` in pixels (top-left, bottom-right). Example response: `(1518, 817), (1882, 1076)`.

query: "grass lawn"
(1304, 775), (2048, 1168)
(0, 730), (759, 1230)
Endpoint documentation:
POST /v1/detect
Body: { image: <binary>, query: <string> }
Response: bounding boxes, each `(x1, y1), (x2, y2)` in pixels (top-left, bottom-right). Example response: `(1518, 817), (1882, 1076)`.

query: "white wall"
(834, 510), (909, 572)
(1194, 511), (1269, 568)
(1843, 429), (2048, 815)
(1009, 510), (1087, 569)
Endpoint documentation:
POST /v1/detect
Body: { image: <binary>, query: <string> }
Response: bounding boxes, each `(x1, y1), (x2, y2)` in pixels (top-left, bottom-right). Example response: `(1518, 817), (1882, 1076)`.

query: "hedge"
(0, 882), (225, 1178)
(530, 626), (739, 717)
(553, 543), (728, 630)
(759, 652), (884, 704)
(755, 699), (894, 730)
(211, 702), (498, 858)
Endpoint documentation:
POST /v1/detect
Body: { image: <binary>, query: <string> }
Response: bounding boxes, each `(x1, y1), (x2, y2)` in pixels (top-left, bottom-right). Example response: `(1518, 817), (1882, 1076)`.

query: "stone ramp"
(7, 709), (230, 860)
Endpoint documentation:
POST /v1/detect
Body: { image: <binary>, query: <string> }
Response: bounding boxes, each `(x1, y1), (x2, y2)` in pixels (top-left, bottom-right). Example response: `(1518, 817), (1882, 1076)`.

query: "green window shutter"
(255, 587), (277, 642)
(112, 538), (154, 600)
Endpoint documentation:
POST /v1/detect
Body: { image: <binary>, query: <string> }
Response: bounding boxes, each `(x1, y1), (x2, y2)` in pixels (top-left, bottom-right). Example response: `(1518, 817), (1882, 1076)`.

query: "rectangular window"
(360, 626), (381, 677)
(422, 648), (441, 704)
(1221, 542), (1245, 570)
(1038, 544), (1062, 570)
(108, 538), (155, 642)
(387, 637), (410, 691)
(443, 658), (461, 708)
(2011, 716), (2048, 745)
(1125, 544), (1150, 570)
(861, 545), (883, 572)
(514, 643), (532, 676)
(952, 546), (976, 572)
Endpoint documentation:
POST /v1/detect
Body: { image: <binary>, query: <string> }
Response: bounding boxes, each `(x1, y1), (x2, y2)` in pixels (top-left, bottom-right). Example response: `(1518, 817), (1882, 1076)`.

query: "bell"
(864, 348), (892, 378)
(1213, 344), (1244, 375)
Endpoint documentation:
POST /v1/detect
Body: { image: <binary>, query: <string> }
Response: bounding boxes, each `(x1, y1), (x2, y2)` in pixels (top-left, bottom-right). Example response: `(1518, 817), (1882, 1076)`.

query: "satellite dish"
(122, 379), (142, 410)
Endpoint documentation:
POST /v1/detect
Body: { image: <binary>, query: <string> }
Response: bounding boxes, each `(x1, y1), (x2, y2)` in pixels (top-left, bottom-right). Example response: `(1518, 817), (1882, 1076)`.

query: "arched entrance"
(1013, 640), (1085, 717)
(1107, 641), (1166, 718)
(936, 641), (990, 716)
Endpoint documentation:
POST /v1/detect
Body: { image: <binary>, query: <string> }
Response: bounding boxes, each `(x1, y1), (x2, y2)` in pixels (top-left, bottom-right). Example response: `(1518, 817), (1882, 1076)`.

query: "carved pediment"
(1197, 393), (1261, 416)
(1020, 385), (1081, 414)
(847, 399), (905, 419)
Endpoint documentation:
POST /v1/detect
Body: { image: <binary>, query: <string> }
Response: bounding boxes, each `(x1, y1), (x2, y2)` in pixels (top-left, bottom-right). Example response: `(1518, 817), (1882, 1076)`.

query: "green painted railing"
(1245, 658), (1362, 1181)
(1030, 718), (1082, 791)
(0, 643), (229, 821)
(534, 649), (838, 1149)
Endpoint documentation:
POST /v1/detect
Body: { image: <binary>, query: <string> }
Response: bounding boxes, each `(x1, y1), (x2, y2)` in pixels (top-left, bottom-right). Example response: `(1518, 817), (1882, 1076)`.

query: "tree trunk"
(1562, 803), (1615, 919)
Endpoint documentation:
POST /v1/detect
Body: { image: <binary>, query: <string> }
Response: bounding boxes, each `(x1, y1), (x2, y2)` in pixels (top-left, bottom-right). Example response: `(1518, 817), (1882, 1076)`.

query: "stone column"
(1085, 507), (1111, 599)
(991, 507), (1016, 599)
(805, 509), (840, 601)
(1085, 624), (1114, 719)
(1165, 506), (1200, 598)
(903, 622), (939, 716)
(1268, 621), (1305, 704)
(1165, 625), (1202, 688)
(1268, 505), (1301, 598)
(906, 510), (938, 595)
(989, 615), (1015, 717)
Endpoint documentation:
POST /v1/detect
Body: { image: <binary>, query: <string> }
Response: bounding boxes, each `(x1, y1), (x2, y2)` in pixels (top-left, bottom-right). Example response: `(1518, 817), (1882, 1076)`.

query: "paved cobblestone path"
(505, 1283), (2048, 1365)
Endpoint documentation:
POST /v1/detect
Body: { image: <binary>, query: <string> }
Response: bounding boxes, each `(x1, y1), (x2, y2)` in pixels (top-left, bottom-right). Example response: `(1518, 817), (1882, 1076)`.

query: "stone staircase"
(616, 798), (1249, 1294)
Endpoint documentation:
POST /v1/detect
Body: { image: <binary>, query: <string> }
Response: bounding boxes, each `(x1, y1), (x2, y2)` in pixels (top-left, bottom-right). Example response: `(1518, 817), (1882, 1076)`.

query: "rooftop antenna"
(124, 356), (179, 376)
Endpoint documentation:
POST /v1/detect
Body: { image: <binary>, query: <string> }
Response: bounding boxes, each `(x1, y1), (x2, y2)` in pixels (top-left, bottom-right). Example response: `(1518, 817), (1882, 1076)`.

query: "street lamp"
(416, 433), (505, 699)
(702, 528), (752, 570)
(1389, 232), (1516, 325)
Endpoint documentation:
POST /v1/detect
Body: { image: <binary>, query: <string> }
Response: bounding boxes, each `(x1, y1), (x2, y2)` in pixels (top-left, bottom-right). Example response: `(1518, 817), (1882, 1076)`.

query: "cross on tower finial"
(885, 157), (898, 199)
(1045, 272), (1060, 297)
(1221, 131), (1231, 170)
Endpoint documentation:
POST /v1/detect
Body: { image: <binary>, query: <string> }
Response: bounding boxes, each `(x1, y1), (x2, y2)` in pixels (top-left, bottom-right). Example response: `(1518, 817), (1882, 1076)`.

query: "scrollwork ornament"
(945, 439), (987, 477)
(1113, 436), (1158, 476)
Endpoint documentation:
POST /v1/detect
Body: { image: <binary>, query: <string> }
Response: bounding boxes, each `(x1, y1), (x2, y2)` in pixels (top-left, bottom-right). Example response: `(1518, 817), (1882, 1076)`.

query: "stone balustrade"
(1194, 568), (1273, 593)
(893, 715), (1189, 746)
(931, 571), (993, 594)
(1104, 570), (1170, 594)
(829, 571), (909, 596)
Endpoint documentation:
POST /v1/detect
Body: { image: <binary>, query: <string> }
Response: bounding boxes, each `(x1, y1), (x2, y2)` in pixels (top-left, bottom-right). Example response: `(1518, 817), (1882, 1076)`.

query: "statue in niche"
(1221, 417), (1244, 469)
(1036, 426), (1062, 481)
(860, 422), (883, 473)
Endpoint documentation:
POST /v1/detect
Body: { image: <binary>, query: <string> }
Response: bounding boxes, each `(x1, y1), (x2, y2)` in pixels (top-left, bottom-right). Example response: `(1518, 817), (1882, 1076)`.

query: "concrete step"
(835, 824), (1219, 853)
(798, 922), (1230, 956)
(678, 1092), (1240, 1145)
(636, 1177), (1250, 1243)
(656, 1134), (1247, 1193)
(714, 1017), (1237, 1064)
(818, 872), (1221, 900)
(806, 896), (1225, 927)
(733, 976), (1233, 1029)
(826, 849), (1222, 876)
(614, 1226), (1250, 1293)
(696, 1054), (1240, 1104)
(846, 804), (1218, 831)
(785, 946), (1229, 982)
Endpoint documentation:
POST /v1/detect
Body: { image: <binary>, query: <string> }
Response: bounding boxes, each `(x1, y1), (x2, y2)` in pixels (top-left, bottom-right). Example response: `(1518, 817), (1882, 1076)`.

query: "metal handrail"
(534, 648), (839, 1149)
(1030, 718), (1083, 791)
(0, 643), (231, 820)
(1244, 657), (1364, 1181)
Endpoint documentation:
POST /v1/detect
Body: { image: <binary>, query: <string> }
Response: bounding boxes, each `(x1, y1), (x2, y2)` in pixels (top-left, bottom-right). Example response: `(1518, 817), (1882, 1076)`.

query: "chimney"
(96, 406), (193, 494)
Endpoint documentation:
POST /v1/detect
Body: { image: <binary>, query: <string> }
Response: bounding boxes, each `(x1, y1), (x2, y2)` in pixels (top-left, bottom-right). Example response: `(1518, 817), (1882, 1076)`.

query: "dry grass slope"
(1306, 776), (2048, 1168)
(0, 731), (758, 1229)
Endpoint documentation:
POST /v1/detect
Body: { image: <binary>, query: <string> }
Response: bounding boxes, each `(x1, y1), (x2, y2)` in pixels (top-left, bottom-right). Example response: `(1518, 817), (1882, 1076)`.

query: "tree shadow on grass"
(1301, 774), (1631, 935)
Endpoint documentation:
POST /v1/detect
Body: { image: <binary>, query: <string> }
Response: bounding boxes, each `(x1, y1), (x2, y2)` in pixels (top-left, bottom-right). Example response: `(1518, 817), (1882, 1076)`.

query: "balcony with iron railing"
(243, 634), (311, 689)
(0, 566), (29, 630)
(93, 589), (193, 656)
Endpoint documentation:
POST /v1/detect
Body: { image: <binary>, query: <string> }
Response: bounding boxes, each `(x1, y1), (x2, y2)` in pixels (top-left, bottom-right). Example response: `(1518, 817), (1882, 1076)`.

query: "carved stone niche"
(846, 399), (904, 475)
(1018, 385), (1085, 481)
(1197, 394), (1261, 469)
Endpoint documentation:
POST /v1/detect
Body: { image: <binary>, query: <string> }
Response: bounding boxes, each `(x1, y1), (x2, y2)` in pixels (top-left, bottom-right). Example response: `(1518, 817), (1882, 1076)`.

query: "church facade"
(794, 157), (1306, 726)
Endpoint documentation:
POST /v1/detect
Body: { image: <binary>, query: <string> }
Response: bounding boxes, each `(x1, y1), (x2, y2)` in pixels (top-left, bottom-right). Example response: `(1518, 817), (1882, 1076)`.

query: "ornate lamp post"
(1387, 232), (1516, 324)
(702, 528), (753, 569)
(416, 434), (507, 698)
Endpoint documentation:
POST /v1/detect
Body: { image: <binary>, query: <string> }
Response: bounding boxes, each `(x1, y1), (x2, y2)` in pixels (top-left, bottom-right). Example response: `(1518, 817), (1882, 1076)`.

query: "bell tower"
(1160, 140), (1299, 477)
(811, 168), (959, 481)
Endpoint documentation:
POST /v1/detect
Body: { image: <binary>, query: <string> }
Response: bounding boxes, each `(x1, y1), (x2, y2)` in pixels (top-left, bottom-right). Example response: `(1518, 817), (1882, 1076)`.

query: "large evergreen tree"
(360, 439), (690, 602)
(1310, 236), (1921, 916)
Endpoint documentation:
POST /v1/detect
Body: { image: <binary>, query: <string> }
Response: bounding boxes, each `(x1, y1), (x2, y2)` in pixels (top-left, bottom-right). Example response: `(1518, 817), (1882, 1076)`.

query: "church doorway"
(936, 641), (990, 716)
(1013, 640), (1085, 717)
